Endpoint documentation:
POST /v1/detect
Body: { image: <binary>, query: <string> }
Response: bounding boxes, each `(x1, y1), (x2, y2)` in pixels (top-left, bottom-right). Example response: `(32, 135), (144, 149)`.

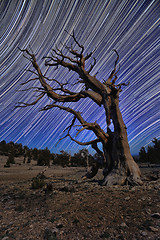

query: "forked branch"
(41, 103), (109, 143)
(16, 93), (45, 108)
(104, 50), (120, 85)
(68, 134), (101, 146)
(18, 48), (87, 104)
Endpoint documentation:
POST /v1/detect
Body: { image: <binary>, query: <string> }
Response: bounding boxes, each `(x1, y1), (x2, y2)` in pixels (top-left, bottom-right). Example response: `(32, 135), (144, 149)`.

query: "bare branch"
(19, 48), (88, 104)
(104, 50), (119, 85)
(41, 104), (85, 124)
(43, 76), (83, 96)
(88, 57), (96, 73)
(85, 47), (97, 60)
(44, 54), (78, 71)
(68, 134), (101, 146)
(55, 134), (69, 146)
(20, 77), (39, 85)
(41, 103), (109, 143)
(17, 87), (44, 92)
(75, 126), (88, 137)
(26, 69), (39, 76)
(63, 116), (77, 133)
(52, 48), (79, 64)
(116, 81), (130, 90)
(65, 30), (84, 54)
(16, 93), (45, 108)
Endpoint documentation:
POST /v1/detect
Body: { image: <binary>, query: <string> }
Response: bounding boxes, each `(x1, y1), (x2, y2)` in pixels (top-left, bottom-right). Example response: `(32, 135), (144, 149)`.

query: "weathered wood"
(18, 31), (143, 186)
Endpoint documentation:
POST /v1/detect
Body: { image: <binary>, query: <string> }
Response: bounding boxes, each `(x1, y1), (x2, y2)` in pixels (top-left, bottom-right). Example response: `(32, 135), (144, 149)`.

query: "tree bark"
(101, 95), (143, 186)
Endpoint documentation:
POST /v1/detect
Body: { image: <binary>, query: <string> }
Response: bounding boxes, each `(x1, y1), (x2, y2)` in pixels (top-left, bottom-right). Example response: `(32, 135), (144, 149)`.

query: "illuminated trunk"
(102, 94), (143, 186)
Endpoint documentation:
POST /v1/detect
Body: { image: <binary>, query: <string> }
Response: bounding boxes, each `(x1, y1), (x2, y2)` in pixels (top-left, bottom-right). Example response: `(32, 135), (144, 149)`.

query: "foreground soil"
(0, 156), (160, 240)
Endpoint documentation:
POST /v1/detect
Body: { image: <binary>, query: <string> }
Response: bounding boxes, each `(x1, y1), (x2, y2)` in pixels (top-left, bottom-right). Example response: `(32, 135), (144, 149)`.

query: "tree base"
(101, 169), (127, 186)
(101, 169), (143, 186)
(83, 162), (143, 186)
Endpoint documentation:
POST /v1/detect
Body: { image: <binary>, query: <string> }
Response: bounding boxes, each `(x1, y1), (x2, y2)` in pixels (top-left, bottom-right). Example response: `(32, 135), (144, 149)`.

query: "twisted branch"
(16, 93), (45, 108)
(41, 103), (109, 143)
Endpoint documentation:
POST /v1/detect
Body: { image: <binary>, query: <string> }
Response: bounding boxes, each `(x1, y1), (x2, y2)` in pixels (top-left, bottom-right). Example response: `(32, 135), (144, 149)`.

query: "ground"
(0, 156), (159, 240)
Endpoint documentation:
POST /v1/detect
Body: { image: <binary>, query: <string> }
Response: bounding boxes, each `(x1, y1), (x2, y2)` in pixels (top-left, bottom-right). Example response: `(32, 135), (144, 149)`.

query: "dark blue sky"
(0, 0), (159, 155)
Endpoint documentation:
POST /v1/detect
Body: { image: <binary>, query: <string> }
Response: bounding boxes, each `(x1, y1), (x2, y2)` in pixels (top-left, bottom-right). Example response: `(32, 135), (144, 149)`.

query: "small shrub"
(49, 216), (56, 223)
(4, 159), (10, 168)
(44, 228), (57, 240)
(8, 153), (15, 164)
(44, 183), (53, 194)
(15, 205), (24, 212)
(100, 231), (110, 239)
(31, 177), (45, 189)
(72, 218), (79, 225)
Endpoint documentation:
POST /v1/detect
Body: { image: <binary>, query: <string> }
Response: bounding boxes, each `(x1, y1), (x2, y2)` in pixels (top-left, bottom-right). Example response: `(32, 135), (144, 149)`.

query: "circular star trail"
(0, 0), (160, 155)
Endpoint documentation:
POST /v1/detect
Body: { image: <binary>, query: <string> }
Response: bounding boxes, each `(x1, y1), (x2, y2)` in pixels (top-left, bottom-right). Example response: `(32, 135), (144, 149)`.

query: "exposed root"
(82, 162), (100, 179)
(101, 169), (127, 186)
(83, 163), (143, 186)
(127, 159), (143, 186)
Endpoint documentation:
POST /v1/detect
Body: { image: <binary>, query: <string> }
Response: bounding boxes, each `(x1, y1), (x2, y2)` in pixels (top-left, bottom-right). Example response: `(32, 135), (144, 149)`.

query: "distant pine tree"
(139, 138), (160, 164)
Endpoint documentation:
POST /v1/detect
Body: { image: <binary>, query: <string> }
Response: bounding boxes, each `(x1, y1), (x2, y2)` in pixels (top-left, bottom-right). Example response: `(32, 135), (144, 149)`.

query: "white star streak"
(0, 0), (159, 155)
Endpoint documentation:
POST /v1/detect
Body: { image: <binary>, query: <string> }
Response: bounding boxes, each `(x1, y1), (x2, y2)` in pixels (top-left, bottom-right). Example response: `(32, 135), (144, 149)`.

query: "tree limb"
(68, 134), (101, 146)
(88, 57), (96, 73)
(16, 93), (45, 107)
(41, 103), (109, 143)
(18, 48), (87, 104)
(104, 50), (119, 85)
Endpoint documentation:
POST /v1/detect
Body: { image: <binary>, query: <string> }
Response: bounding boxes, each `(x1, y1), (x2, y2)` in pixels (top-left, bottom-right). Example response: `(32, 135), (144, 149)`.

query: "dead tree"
(17, 31), (143, 186)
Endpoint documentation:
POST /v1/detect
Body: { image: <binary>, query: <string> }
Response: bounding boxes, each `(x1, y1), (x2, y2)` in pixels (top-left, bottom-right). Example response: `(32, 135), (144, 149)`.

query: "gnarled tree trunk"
(102, 100), (143, 185)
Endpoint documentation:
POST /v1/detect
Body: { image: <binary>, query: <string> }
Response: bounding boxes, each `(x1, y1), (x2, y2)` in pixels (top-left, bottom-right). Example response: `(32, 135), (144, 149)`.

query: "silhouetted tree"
(139, 138), (160, 164)
(37, 147), (51, 166)
(4, 146), (15, 167)
(53, 151), (69, 167)
(72, 149), (93, 168)
(0, 140), (8, 155)
(8, 142), (15, 164)
(32, 147), (39, 160)
(139, 147), (147, 163)
(23, 146), (29, 163)
(15, 143), (23, 157)
(17, 31), (143, 186)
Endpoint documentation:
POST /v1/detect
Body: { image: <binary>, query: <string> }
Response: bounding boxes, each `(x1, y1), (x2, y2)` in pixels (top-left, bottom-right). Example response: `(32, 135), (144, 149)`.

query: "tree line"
(0, 138), (159, 168)
(0, 140), (96, 168)
(138, 138), (160, 164)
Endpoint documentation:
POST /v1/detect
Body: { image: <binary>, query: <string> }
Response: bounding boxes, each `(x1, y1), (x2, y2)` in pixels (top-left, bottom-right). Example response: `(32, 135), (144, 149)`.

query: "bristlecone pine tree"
(18, 31), (143, 186)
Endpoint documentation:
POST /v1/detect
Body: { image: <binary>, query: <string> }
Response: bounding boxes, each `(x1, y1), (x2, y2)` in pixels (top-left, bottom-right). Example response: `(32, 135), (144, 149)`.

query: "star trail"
(0, 0), (160, 156)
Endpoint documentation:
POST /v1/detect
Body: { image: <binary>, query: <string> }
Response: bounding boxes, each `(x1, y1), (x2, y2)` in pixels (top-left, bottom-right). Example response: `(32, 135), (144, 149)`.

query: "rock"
(124, 197), (130, 200)
(2, 237), (9, 240)
(120, 222), (127, 227)
(146, 209), (151, 214)
(44, 183), (53, 194)
(148, 226), (159, 232)
(56, 223), (63, 229)
(59, 185), (75, 193)
(151, 213), (160, 219)
(52, 227), (59, 233)
(44, 228), (57, 240)
(140, 231), (148, 236)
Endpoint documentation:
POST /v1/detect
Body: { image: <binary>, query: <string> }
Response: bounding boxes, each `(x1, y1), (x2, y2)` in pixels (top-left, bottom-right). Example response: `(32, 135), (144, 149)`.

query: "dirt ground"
(0, 156), (159, 240)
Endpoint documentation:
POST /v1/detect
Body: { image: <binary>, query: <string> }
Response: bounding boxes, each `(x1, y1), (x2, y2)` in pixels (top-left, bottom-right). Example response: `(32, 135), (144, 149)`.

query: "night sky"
(0, 0), (160, 156)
